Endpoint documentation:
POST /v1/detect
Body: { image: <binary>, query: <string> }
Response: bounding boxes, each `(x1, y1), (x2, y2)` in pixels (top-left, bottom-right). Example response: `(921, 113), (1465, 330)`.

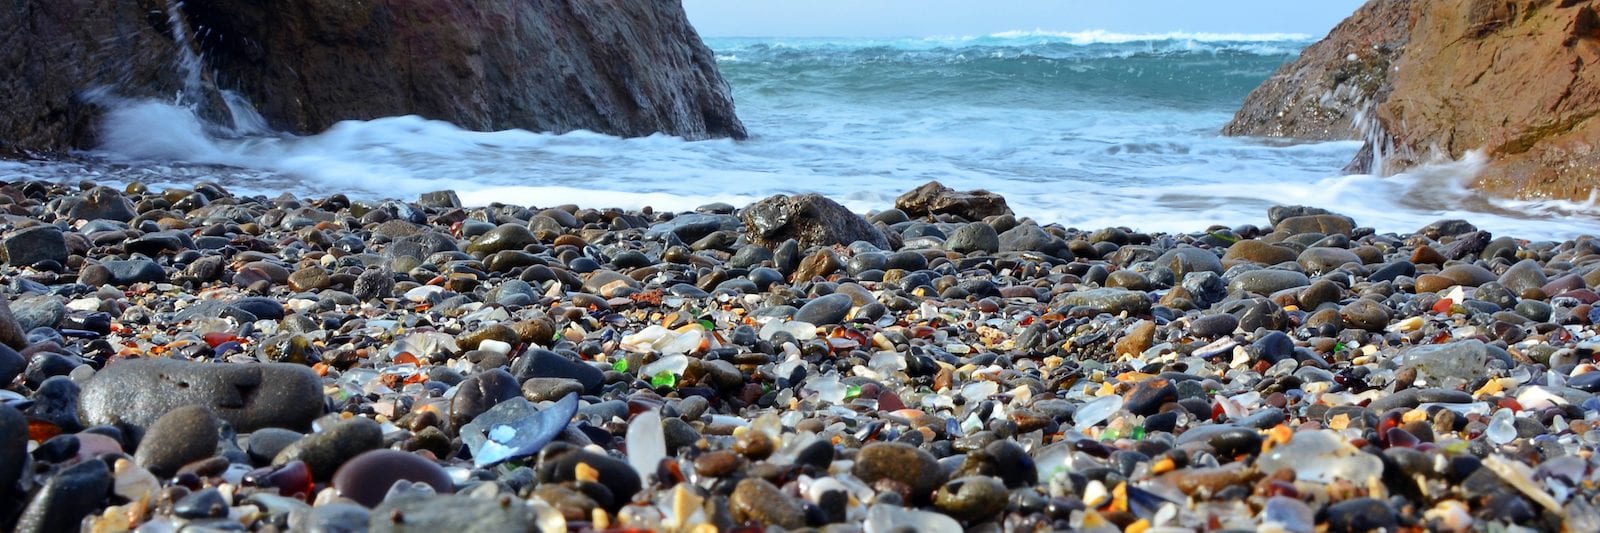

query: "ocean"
(6, 30), (1599, 239)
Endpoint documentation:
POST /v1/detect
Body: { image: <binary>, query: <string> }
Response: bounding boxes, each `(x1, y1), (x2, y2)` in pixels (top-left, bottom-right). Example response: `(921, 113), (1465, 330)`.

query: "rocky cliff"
(1226, 0), (1600, 201)
(0, 0), (201, 153)
(0, 0), (745, 153)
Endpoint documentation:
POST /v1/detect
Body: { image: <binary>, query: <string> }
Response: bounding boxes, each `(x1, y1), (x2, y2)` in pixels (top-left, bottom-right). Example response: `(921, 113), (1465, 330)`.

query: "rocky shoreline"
(1, 178), (1599, 531)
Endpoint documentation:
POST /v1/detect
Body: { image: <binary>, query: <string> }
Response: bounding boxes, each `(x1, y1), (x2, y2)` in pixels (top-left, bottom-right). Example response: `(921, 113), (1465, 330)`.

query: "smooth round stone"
(1298, 279), (1343, 310)
(1297, 247), (1361, 274)
(945, 223), (1000, 255)
(1569, 371), (1600, 393)
(288, 267), (333, 291)
(1498, 259), (1548, 295)
(793, 293), (853, 325)
(448, 369), (521, 430)
(1124, 378), (1176, 416)
(98, 259), (167, 285)
(1513, 300), (1551, 322)
(1438, 264), (1497, 286)
(1251, 331), (1294, 363)
(370, 493), (537, 531)
(934, 476), (1008, 522)
(1324, 498), (1397, 533)
(853, 442), (946, 503)
(1190, 314), (1238, 338)
(273, 417), (383, 480)
(229, 296), (285, 320)
(468, 224), (537, 254)
(1415, 274), (1456, 294)
(1176, 424), (1261, 458)
(134, 405), (220, 478)
(247, 428), (304, 466)
(729, 478), (806, 529)
(1058, 287), (1151, 315)
(1228, 269), (1310, 295)
(333, 449), (455, 508)
(1339, 298), (1391, 331)
(173, 487), (229, 519)
(1157, 247), (1223, 278)
(521, 377), (585, 403)
(1223, 240), (1299, 265)
(1105, 270), (1151, 290)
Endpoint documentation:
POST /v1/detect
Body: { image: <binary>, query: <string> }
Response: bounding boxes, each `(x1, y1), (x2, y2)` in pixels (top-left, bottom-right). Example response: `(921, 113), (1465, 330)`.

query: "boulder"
(2, 0), (744, 152)
(895, 181), (1013, 221)
(1227, 0), (1600, 202)
(79, 358), (324, 437)
(183, 0), (745, 140)
(741, 193), (889, 249)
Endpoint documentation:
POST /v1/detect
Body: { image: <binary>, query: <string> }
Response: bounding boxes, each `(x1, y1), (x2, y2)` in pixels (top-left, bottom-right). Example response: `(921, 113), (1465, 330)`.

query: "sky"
(683, 0), (1369, 38)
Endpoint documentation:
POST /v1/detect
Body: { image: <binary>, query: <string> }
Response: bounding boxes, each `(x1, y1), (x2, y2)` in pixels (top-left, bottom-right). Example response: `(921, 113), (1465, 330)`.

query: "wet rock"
(794, 293), (853, 325)
(1125, 378), (1176, 416)
(946, 222), (1000, 255)
(80, 358), (323, 436)
(1228, 269), (1311, 295)
(1057, 288), (1151, 315)
(895, 181), (1012, 220)
(741, 193), (889, 249)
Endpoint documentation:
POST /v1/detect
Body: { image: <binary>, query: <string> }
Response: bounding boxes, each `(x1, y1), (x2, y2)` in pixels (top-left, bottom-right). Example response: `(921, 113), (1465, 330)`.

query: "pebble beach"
(2, 178), (1599, 532)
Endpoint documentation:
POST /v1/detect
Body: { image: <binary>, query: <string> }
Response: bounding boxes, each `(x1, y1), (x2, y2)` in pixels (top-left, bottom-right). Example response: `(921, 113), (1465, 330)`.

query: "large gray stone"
(1, 226), (67, 266)
(80, 358), (323, 437)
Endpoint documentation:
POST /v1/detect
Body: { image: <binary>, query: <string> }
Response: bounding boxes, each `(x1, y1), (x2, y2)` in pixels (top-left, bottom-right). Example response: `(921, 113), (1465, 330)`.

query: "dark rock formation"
(1226, 0), (1600, 201)
(1, 0), (744, 153)
(0, 0), (202, 152)
(742, 194), (890, 250)
(895, 181), (1014, 221)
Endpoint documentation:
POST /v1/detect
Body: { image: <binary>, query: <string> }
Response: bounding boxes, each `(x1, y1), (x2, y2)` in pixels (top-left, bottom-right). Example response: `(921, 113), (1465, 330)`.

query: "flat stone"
(369, 494), (537, 533)
(511, 349), (603, 394)
(98, 259), (167, 285)
(1228, 269), (1311, 295)
(1058, 288), (1151, 315)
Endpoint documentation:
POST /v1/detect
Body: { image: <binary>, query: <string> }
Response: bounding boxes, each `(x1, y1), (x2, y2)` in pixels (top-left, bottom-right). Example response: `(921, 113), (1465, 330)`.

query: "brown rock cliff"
(1226, 0), (1600, 201)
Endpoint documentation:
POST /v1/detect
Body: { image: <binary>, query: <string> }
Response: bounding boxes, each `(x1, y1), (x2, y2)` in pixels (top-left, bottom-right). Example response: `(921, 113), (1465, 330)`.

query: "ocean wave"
(980, 29), (1313, 43)
(705, 30), (1311, 58)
